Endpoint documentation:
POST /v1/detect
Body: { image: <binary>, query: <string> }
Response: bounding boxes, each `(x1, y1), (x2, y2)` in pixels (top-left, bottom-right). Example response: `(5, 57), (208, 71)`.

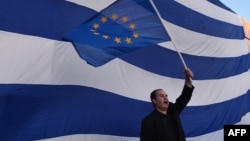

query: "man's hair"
(150, 89), (162, 106)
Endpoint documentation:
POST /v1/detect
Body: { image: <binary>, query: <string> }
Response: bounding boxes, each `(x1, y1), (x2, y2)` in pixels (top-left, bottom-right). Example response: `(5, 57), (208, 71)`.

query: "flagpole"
(149, 0), (188, 69)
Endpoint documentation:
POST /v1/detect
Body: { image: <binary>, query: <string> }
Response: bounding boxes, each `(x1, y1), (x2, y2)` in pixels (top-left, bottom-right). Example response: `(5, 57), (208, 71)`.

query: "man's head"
(150, 89), (169, 112)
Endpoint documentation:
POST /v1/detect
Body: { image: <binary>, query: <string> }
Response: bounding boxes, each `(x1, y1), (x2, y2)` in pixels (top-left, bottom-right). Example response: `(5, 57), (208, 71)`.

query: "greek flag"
(0, 0), (249, 141)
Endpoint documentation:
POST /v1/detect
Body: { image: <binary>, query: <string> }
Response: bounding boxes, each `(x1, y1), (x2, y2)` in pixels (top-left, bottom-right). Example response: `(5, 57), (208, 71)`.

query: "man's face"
(152, 89), (169, 111)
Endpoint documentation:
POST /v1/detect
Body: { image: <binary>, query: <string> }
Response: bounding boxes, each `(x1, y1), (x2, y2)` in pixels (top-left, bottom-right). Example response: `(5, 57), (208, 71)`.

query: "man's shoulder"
(141, 112), (156, 126)
(142, 110), (157, 121)
(169, 102), (174, 106)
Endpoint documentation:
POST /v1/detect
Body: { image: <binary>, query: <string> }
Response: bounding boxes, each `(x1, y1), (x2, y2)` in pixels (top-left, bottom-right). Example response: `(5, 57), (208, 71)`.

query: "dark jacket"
(140, 85), (194, 141)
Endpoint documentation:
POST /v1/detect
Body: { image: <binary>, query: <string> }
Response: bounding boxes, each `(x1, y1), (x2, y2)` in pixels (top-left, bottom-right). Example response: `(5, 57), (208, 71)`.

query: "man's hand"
(185, 68), (193, 88)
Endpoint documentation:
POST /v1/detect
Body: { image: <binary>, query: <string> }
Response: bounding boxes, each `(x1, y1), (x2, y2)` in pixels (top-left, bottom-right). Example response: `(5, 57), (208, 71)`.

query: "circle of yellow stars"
(90, 13), (140, 44)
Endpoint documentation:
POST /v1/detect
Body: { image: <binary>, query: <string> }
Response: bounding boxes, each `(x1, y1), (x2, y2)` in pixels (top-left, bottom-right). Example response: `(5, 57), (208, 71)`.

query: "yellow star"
(92, 23), (100, 29)
(111, 14), (118, 20)
(93, 32), (99, 35)
(133, 32), (139, 38)
(121, 16), (128, 23)
(125, 37), (132, 44)
(102, 35), (110, 39)
(114, 37), (122, 44)
(129, 23), (136, 30)
(101, 16), (108, 23)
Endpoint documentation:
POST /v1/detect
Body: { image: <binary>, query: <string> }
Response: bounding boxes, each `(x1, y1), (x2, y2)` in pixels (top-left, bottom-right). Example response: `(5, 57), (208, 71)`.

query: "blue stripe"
(153, 0), (244, 39)
(120, 45), (250, 80)
(0, 84), (152, 140)
(0, 0), (97, 40)
(182, 89), (250, 137)
(0, 84), (250, 140)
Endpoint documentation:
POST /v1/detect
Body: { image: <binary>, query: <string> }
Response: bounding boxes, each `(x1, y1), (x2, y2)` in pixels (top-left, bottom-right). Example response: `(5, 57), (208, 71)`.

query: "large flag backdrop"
(0, 0), (250, 141)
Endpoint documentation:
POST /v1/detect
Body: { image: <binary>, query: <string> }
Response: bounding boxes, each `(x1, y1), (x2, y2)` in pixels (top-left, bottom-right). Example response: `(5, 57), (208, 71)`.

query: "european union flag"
(63, 0), (170, 67)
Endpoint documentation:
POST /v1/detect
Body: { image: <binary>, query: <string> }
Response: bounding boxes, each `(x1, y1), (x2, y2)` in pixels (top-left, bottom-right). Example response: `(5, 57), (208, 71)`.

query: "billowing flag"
(0, 0), (250, 141)
(63, 0), (170, 67)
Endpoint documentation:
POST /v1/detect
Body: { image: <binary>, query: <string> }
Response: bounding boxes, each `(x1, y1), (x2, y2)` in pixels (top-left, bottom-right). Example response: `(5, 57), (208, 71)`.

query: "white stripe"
(190, 71), (250, 106)
(187, 129), (223, 141)
(0, 31), (249, 106)
(65, 0), (116, 12)
(36, 134), (138, 141)
(176, 0), (242, 26)
(237, 112), (250, 124)
(0, 31), (55, 83)
(159, 21), (249, 57)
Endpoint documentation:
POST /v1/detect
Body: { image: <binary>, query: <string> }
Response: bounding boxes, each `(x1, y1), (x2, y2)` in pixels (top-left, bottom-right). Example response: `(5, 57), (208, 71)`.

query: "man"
(140, 68), (194, 141)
